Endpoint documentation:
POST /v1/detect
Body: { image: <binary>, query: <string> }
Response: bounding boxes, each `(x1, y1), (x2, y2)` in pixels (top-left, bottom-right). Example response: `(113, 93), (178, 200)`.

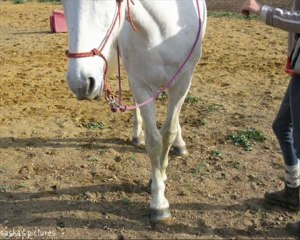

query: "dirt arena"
(0, 1), (299, 239)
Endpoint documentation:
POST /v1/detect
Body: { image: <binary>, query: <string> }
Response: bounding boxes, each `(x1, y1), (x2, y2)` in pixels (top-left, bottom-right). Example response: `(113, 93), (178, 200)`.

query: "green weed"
(253, 207), (267, 215)
(225, 161), (245, 170)
(194, 163), (208, 175)
(211, 149), (222, 158)
(0, 185), (25, 192)
(0, 186), (10, 192)
(83, 122), (105, 130)
(37, 0), (61, 2)
(185, 95), (200, 104)
(87, 157), (99, 163)
(208, 11), (259, 20)
(228, 128), (266, 151)
(158, 91), (168, 101)
(128, 154), (136, 162)
(14, 0), (26, 3)
(122, 197), (131, 206)
(206, 104), (221, 112)
(198, 118), (207, 126)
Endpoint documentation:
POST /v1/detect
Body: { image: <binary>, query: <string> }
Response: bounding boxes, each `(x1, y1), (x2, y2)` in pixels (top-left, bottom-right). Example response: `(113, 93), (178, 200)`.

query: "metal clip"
(106, 97), (127, 113)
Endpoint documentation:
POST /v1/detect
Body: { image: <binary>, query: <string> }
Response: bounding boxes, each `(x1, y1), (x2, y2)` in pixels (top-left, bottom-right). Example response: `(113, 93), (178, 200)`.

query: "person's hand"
(241, 0), (262, 16)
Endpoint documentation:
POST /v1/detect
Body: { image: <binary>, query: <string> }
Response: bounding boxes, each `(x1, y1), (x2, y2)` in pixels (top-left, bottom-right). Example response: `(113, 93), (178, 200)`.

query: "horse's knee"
(145, 131), (162, 157)
(161, 127), (177, 144)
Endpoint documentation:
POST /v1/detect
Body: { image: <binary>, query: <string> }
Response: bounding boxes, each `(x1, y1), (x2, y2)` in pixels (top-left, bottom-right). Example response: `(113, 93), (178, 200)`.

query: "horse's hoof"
(149, 208), (171, 223)
(172, 146), (188, 156)
(132, 137), (145, 146)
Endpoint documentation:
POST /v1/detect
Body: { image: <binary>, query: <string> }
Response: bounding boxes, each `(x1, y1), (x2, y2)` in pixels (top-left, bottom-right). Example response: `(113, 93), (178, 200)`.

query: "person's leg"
(285, 76), (300, 240)
(290, 75), (300, 163)
(265, 78), (300, 210)
(272, 80), (298, 168)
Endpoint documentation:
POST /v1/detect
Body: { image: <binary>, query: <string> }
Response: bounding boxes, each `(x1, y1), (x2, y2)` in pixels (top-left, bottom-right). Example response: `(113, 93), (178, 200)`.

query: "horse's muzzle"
(70, 77), (102, 100)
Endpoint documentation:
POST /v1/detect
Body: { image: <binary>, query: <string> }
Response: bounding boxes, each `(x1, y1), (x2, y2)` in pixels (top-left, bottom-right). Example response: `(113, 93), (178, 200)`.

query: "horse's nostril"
(87, 77), (96, 95)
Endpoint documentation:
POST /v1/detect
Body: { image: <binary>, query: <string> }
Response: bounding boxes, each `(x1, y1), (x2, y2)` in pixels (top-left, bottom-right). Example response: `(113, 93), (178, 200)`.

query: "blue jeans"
(272, 75), (300, 166)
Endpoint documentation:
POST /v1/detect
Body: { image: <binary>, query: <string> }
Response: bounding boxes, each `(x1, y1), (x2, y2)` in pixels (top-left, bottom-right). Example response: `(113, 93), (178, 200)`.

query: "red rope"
(99, 1), (123, 52)
(127, 0), (137, 32)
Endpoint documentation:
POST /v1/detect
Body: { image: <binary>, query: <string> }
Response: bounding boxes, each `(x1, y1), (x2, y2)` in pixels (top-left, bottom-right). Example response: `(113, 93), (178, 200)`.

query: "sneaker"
(287, 221), (300, 236)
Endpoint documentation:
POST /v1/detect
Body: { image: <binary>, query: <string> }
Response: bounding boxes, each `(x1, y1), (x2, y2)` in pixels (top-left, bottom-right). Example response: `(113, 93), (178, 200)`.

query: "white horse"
(62, 0), (207, 223)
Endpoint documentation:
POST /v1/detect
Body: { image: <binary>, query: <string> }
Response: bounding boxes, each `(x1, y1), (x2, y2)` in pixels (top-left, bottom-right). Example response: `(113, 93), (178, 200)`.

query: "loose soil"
(0, 1), (298, 239)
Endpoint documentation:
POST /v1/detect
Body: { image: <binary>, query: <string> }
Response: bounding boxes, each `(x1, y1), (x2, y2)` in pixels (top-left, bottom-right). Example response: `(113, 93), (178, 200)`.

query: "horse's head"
(62, 0), (124, 100)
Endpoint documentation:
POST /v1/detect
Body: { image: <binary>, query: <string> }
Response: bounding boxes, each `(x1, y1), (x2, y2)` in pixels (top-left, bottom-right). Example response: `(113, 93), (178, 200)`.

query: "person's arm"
(261, 6), (300, 33)
(242, 0), (300, 33)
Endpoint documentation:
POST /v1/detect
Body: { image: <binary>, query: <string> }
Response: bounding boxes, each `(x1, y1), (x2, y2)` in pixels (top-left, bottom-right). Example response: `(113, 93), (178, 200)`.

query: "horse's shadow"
(0, 183), (150, 231)
(0, 137), (139, 153)
(0, 184), (295, 238)
(13, 31), (53, 35)
(0, 137), (296, 238)
(0, 136), (183, 157)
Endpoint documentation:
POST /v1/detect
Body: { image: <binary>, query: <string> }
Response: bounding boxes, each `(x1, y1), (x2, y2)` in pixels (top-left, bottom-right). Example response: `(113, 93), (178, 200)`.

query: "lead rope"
(105, 0), (136, 112)
(114, 0), (202, 112)
(127, 0), (137, 32)
(103, 0), (124, 109)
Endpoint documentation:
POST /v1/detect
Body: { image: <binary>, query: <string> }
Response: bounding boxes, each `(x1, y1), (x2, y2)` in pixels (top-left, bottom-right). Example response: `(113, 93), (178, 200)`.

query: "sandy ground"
(0, 1), (299, 239)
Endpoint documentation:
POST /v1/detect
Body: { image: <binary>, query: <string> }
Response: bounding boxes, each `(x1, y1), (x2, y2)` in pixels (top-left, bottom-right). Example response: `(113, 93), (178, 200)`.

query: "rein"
(66, 0), (202, 113)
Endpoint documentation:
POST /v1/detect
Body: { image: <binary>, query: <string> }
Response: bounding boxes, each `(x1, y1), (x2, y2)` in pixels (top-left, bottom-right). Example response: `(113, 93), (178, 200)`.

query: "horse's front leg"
(160, 91), (187, 183)
(134, 91), (171, 223)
